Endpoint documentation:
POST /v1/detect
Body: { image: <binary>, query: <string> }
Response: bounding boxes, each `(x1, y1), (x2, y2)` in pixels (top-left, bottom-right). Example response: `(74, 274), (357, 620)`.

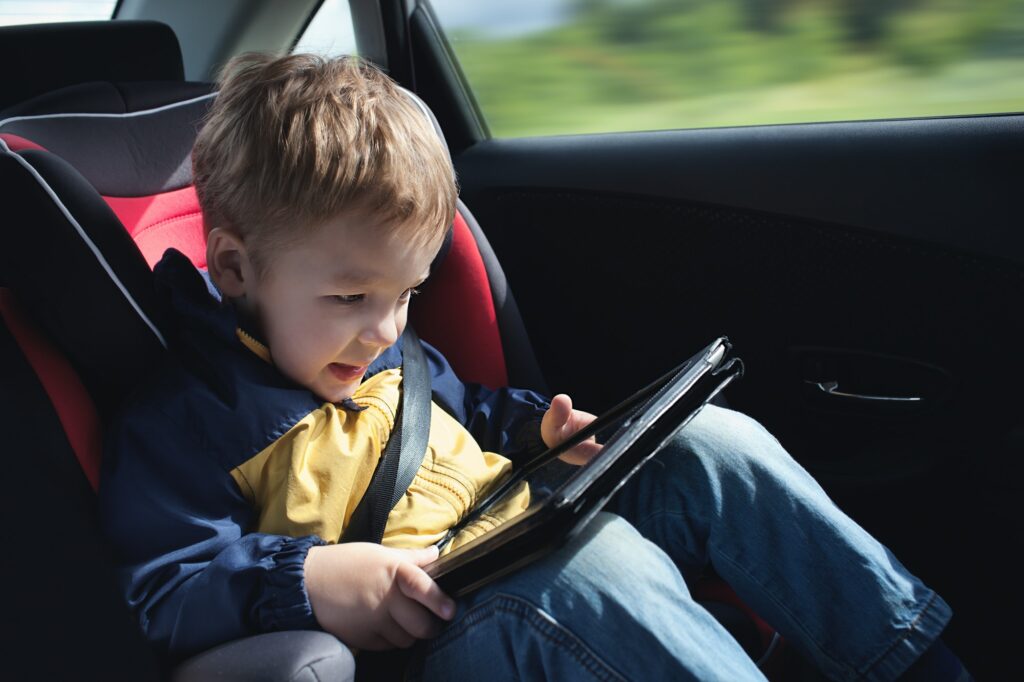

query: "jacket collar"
(153, 248), (239, 350)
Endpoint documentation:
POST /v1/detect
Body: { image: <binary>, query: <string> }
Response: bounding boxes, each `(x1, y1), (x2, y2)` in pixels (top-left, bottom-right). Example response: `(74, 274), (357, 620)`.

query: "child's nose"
(360, 312), (400, 348)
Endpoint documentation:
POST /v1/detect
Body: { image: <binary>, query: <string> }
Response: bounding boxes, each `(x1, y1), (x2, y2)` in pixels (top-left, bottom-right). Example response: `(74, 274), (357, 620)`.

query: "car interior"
(0, 1), (1020, 679)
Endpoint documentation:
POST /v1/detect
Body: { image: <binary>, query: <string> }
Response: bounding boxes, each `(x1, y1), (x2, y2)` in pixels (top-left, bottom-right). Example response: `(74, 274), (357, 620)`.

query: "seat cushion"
(172, 631), (355, 682)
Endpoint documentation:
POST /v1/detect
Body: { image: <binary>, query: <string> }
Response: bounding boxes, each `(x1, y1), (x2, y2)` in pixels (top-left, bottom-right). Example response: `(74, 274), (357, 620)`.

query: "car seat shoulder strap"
(341, 326), (432, 544)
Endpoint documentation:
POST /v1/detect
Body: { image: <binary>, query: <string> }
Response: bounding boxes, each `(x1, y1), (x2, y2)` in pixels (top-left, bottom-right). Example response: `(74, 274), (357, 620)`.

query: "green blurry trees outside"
(435, 0), (1024, 137)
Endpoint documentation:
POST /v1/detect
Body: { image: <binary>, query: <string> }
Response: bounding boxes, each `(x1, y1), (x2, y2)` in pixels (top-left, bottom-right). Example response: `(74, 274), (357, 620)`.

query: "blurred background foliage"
(432, 0), (1024, 136)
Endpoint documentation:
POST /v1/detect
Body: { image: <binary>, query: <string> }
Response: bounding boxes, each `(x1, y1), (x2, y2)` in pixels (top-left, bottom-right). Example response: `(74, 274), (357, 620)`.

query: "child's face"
(231, 211), (439, 403)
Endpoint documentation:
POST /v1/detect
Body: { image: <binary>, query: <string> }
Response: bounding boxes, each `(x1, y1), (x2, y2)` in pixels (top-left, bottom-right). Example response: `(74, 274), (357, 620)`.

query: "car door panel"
(453, 118), (1023, 466)
(450, 120), (1023, 677)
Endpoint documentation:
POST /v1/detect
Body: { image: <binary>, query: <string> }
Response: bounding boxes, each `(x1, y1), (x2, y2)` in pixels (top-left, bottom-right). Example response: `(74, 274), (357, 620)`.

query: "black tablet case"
(427, 337), (743, 597)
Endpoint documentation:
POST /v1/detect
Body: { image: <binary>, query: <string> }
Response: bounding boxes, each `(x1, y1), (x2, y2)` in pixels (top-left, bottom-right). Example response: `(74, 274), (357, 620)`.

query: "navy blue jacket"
(98, 249), (550, 661)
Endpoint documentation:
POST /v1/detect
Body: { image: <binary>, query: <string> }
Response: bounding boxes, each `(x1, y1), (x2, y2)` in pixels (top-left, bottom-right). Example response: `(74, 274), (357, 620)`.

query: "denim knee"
(666, 405), (827, 502)
(674, 405), (787, 473)
(608, 404), (835, 573)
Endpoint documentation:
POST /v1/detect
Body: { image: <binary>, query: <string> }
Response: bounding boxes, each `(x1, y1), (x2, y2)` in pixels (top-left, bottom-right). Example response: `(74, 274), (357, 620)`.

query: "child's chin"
(312, 383), (356, 405)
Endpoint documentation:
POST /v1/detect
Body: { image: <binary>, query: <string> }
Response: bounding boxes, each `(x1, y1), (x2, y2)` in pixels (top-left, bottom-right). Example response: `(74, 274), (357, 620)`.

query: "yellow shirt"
(228, 366), (530, 553)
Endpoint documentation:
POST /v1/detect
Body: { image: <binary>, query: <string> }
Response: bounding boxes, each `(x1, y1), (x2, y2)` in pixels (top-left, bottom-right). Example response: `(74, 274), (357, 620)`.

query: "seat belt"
(341, 327), (432, 544)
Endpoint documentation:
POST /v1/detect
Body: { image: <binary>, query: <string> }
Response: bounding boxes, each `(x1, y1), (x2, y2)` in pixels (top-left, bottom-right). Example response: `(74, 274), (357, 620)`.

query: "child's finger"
(403, 544), (440, 567)
(375, 616), (417, 650)
(389, 592), (445, 641)
(395, 560), (456, 621)
(355, 632), (397, 652)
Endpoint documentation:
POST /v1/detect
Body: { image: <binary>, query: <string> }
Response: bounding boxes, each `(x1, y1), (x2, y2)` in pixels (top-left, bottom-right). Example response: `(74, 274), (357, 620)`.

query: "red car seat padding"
(1, 129), (206, 268)
(0, 132), (45, 152)
(411, 210), (508, 388)
(0, 289), (101, 490)
(105, 187), (208, 268)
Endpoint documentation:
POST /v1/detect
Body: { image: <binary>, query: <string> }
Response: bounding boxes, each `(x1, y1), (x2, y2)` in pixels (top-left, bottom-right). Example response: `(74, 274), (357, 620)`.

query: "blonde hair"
(192, 53), (457, 270)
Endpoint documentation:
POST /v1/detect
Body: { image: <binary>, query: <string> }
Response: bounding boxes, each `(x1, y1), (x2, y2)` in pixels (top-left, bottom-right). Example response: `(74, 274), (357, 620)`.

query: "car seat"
(0, 19), (552, 681)
(0, 19), (783, 681)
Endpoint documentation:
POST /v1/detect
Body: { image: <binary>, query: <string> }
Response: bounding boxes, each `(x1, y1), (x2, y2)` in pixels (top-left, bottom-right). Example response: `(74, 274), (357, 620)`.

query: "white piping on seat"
(0, 136), (168, 349)
(0, 92), (217, 129)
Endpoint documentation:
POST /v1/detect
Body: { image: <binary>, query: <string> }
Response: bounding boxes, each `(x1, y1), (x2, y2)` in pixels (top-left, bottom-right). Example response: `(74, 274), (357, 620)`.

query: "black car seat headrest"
(0, 20), (186, 112)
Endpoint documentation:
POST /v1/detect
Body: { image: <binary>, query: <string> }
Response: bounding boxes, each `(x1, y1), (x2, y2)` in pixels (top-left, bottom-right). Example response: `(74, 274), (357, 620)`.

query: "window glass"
(0, 0), (116, 26)
(294, 0), (357, 57)
(431, 0), (1024, 137)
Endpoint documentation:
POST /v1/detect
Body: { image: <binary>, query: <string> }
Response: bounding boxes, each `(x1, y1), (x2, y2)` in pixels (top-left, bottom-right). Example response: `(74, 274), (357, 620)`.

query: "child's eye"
(399, 287), (421, 302)
(330, 294), (364, 305)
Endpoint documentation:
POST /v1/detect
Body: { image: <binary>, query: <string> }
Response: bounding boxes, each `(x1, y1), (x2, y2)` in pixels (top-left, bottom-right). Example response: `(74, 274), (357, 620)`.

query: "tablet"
(425, 337), (743, 597)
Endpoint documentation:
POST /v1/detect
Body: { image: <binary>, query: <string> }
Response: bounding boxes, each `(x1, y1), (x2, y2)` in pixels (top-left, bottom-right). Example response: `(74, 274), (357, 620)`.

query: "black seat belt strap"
(341, 327), (432, 544)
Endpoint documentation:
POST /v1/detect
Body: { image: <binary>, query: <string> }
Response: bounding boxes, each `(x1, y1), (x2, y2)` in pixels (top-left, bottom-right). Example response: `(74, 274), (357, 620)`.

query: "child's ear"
(206, 227), (251, 298)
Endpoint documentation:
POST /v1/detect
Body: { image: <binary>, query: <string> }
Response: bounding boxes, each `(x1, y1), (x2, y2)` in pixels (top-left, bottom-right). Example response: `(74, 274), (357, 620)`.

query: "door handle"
(805, 380), (923, 403)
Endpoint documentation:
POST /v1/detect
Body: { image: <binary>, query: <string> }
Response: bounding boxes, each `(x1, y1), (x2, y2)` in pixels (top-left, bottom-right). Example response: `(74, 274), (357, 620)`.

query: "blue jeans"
(405, 405), (952, 681)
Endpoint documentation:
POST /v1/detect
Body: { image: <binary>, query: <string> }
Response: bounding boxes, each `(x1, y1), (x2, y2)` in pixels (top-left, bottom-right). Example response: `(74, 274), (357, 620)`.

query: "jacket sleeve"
(418, 338), (551, 460)
(98, 400), (325, 662)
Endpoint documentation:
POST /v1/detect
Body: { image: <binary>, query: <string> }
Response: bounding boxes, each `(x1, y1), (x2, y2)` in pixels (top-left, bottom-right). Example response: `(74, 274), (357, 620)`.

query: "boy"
(99, 53), (968, 681)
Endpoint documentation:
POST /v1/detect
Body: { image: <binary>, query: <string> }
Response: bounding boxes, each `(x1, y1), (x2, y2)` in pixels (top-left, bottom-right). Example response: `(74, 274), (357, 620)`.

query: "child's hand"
(541, 393), (603, 465)
(303, 542), (455, 650)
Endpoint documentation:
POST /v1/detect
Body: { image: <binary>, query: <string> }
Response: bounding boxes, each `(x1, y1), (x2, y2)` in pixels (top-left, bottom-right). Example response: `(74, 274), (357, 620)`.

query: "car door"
(373, 1), (1024, 677)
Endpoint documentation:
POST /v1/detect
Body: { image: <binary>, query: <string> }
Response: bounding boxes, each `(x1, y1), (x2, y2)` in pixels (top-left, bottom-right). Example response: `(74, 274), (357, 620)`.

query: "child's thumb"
(543, 394), (572, 429)
(553, 393), (573, 420)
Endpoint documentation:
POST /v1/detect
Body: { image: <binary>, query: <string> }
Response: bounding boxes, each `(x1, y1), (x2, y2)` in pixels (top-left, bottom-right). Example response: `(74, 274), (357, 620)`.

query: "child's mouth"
(328, 363), (368, 382)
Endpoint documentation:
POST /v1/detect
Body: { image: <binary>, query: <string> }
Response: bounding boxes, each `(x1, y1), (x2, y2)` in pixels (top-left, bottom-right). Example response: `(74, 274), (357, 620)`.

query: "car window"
(293, 0), (357, 57)
(430, 0), (1024, 137)
(0, 0), (116, 26)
